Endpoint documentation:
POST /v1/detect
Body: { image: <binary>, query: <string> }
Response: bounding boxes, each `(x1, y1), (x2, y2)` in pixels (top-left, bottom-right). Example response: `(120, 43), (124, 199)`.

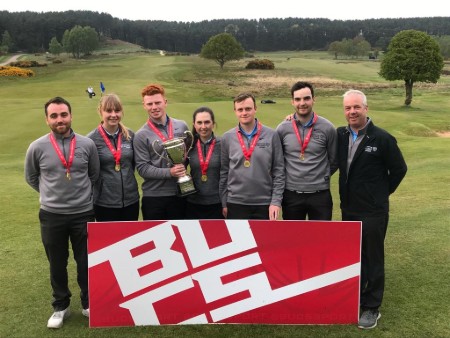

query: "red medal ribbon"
(49, 133), (76, 178)
(147, 118), (173, 142)
(291, 113), (318, 159)
(197, 138), (216, 176)
(236, 122), (262, 162)
(97, 125), (122, 167)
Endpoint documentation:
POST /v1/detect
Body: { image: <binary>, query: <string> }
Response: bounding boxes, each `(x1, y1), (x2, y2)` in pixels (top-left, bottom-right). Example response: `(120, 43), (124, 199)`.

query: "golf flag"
(100, 82), (105, 94)
(87, 219), (361, 327)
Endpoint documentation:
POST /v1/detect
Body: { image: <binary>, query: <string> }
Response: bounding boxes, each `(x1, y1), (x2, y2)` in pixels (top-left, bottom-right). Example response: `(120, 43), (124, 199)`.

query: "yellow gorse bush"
(0, 66), (35, 77)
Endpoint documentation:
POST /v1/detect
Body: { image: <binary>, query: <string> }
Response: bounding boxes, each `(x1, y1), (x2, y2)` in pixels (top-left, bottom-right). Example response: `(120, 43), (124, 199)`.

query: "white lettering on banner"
(173, 220), (257, 267)
(119, 277), (204, 325)
(88, 221), (187, 297)
(88, 220), (360, 325)
(192, 252), (270, 321)
(117, 253), (359, 324)
(208, 262), (360, 321)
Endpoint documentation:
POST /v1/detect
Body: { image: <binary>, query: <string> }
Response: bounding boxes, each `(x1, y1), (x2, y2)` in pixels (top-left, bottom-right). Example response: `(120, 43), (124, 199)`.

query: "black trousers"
(185, 201), (224, 219)
(227, 203), (270, 220)
(94, 201), (140, 221)
(141, 195), (186, 220)
(342, 211), (389, 310)
(39, 209), (94, 311)
(282, 189), (333, 220)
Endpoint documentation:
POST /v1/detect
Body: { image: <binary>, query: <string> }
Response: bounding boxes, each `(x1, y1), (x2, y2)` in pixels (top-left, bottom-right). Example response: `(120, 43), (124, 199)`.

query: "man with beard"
(25, 96), (100, 328)
(277, 81), (337, 220)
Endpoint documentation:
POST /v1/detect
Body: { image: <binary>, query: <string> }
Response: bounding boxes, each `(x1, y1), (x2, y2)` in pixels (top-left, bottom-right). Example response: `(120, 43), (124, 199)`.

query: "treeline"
(1, 10), (450, 53)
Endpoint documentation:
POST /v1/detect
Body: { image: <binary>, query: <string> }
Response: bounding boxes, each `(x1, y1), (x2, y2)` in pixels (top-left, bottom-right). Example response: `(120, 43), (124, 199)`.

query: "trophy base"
(177, 175), (197, 197)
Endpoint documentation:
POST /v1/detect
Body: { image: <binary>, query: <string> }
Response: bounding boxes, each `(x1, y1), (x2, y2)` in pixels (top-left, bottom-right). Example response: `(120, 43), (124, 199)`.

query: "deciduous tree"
(379, 30), (444, 106)
(62, 25), (99, 59)
(200, 33), (244, 69)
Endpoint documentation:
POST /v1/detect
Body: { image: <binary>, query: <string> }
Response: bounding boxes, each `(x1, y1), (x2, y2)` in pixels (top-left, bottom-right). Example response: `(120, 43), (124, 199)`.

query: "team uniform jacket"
(277, 114), (337, 192)
(25, 130), (100, 214)
(219, 124), (285, 207)
(87, 127), (139, 208)
(187, 136), (221, 205)
(134, 117), (189, 197)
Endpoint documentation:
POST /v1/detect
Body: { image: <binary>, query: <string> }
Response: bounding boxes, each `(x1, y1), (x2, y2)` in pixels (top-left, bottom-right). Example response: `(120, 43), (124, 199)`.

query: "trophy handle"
(151, 139), (169, 161)
(183, 130), (194, 152)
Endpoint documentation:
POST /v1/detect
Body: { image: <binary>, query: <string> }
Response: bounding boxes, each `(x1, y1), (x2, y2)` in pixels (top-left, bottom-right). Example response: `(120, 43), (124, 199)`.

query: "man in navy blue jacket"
(337, 90), (407, 330)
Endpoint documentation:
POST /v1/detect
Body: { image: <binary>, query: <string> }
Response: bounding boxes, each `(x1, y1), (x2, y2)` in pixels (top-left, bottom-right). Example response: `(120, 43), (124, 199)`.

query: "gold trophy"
(152, 131), (197, 197)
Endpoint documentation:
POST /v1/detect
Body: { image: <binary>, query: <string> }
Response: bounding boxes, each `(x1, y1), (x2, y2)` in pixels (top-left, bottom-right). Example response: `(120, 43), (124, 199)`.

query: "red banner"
(88, 220), (361, 327)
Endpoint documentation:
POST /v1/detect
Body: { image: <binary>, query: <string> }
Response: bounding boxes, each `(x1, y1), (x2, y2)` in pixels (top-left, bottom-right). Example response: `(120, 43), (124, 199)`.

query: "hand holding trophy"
(152, 130), (197, 197)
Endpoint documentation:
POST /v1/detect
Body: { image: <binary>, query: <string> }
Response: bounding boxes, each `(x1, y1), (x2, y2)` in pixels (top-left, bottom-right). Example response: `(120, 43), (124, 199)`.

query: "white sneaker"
(47, 307), (70, 329)
(82, 308), (90, 317)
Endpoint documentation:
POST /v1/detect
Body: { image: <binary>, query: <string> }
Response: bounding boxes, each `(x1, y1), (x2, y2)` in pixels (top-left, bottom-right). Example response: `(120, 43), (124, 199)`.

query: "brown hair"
(44, 96), (71, 116)
(191, 106), (216, 146)
(233, 92), (256, 108)
(141, 84), (165, 98)
(97, 94), (131, 140)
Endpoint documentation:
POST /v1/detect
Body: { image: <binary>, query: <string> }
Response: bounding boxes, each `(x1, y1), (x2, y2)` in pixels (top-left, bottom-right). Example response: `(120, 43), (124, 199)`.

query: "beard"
(50, 123), (71, 136)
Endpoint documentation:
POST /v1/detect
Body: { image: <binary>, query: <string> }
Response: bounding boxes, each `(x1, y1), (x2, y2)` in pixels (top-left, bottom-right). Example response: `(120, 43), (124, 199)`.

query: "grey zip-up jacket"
(219, 124), (285, 207)
(25, 130), (100, 214)
(87, 127), (139, 208)
(276, 114), (337, 192)
(187, 136), (221, 205)
(134, 117), (189, 197)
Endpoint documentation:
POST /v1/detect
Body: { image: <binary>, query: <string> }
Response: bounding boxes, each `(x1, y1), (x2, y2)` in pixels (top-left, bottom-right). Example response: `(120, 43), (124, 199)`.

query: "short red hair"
(141, 84), (165, 98)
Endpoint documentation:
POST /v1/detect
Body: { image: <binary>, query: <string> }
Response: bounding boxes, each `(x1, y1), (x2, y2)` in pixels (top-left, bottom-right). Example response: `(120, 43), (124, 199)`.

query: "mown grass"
(1, 47), (449, 338)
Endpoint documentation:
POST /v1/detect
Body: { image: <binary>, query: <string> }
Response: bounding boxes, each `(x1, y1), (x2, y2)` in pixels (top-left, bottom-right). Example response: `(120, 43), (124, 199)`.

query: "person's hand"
(170, 164), (186, 178)
(285, 113), (294, 121)
(222, 207), (228, 219)
(268, 205), (281, 220)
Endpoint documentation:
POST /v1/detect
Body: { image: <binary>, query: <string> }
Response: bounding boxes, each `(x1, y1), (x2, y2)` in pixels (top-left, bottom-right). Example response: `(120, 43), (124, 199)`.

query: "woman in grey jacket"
(87, 94), (140, 221)
(186, 107), (223, 219)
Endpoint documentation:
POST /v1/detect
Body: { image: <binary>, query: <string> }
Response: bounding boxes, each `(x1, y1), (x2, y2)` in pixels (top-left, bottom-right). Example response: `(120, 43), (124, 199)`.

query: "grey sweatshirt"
(87, 127), (139, 208)
(25, 130), (100, 214)
(276, 114), (337, 192)
(219, 123), (285, 207)
(187, 136), (221, 205)
(134, 116), (189, 197)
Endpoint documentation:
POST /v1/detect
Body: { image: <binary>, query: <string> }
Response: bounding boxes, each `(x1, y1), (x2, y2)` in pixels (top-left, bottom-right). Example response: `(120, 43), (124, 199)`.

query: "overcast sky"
(2, 0), (449, 22)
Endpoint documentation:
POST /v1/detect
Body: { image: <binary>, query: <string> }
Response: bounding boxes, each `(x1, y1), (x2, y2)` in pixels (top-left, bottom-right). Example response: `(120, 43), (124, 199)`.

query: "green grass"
(1, 49), (449, 337)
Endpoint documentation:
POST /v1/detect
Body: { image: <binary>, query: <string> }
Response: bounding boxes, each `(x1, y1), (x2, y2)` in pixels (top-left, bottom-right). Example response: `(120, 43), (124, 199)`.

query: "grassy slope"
(0, 46), (449, 337)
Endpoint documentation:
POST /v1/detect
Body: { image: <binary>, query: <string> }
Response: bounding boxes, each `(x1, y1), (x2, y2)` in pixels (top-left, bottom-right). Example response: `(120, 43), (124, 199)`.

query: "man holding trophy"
(134, 84), (195, 220)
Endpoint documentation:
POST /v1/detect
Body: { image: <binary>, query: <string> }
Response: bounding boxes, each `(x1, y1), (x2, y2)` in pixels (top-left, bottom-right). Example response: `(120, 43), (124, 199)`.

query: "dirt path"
(0, 54), (25, 66)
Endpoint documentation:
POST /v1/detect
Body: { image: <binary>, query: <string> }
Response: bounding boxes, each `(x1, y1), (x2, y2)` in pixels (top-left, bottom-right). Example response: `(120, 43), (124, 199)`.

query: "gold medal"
(201, 174), (208, 182)
(115, 164), (121, 172)
(244, 160), (251, 167)
(300, 153), (305, 161)
(66, 172), (71, 180)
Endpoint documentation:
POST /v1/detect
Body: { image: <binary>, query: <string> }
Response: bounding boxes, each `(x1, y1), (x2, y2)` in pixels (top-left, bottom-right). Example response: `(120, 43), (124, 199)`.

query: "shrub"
(245, 59), (275, 70)
(52, 59), (63, 64)
(9, 60), (47, 67)
(0, 66), (35, 77)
